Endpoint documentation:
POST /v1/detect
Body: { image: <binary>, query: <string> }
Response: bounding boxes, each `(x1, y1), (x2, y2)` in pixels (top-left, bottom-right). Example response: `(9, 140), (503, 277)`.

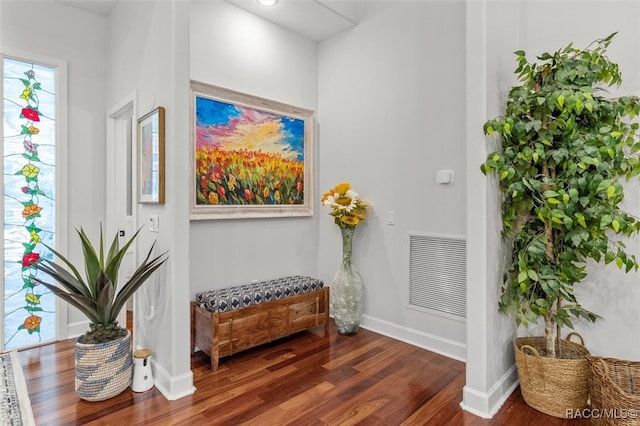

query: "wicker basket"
(75, 329), (133, 402)
(515, 332), (590, 418)
(587, 356), (640, 426)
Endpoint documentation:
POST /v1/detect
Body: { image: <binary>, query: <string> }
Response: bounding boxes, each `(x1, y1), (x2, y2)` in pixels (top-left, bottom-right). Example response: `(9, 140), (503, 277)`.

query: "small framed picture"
(137, 106), (165, 204)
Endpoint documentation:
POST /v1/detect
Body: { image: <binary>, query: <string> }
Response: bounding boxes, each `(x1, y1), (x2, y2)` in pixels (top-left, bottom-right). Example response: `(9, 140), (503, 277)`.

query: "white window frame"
(0, 46), (68, 347)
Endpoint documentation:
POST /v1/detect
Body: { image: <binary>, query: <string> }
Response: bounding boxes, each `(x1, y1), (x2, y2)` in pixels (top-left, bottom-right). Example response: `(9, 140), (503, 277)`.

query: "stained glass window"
(3, 57), (56, 349)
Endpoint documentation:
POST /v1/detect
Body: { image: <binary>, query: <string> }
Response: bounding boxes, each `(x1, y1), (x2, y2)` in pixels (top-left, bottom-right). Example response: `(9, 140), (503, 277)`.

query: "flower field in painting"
(195, 96), (305, 206)
(196, 147), (304, 205)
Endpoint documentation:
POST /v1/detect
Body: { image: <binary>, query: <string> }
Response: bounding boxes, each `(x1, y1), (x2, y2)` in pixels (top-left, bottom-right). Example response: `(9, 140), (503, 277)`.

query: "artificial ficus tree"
(481, 33), (640, 358)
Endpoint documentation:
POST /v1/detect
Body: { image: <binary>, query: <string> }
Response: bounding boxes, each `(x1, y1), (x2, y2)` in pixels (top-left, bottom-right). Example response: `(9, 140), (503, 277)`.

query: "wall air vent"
(409, 232), (467, 318)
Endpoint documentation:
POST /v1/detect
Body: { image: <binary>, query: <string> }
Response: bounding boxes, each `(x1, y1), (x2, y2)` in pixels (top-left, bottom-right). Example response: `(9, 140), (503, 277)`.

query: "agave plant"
(34, 227), (168, 344)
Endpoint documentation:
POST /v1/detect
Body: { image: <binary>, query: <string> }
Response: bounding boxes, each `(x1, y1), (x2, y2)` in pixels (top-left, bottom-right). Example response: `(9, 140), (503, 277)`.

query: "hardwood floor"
(18, 320), (589, 425)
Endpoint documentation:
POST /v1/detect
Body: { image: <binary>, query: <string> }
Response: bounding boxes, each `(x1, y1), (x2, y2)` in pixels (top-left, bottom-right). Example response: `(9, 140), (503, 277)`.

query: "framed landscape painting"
(190, 81), (314, 220)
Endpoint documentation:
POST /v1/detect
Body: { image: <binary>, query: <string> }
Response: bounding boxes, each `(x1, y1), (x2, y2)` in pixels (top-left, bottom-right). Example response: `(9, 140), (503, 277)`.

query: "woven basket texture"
(587, 356), (640, 426)
(515, 333), (590, 418)
(75, 329), (133, 402)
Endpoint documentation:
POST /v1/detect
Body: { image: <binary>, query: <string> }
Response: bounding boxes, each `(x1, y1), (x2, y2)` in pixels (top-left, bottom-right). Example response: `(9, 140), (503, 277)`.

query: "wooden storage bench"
(191, 276), (329, 370)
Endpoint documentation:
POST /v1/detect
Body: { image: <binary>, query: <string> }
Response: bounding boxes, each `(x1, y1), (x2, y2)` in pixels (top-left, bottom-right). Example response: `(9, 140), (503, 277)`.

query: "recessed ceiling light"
(257, 0), (279, 6)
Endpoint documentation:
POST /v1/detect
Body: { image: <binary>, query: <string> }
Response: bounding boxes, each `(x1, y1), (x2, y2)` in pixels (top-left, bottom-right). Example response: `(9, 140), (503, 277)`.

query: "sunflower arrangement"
(321, 182), (370, 228)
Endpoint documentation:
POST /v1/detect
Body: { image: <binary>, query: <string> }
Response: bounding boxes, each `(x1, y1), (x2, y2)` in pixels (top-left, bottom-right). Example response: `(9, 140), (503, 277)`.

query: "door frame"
(106, 92), (138, 333)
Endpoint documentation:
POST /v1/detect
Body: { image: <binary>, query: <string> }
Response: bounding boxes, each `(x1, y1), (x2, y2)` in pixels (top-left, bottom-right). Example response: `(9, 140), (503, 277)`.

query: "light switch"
(149, 215), (159, 233)
(436, 170), (454, 184)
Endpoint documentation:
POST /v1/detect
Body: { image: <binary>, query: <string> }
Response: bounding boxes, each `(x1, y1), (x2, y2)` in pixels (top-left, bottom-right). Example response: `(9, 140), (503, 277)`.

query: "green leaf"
(527, 270), (539, 281)
(626, 259), (636, 273)
(580, 156), (594, 165)
(605, 251), (616, 264)
(585, 102), (593, 113)
(563, 216), (573, 229)
(575, 99), (583, 112)
(612, 220), (620, 232)
(535, 298), (550, 308)
(518, 271), (528, 283)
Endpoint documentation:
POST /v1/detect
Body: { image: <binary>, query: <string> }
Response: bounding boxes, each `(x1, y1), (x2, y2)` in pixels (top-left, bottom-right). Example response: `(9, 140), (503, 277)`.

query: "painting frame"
(190, 81), (314, 220)
(137, 106), (165, 204)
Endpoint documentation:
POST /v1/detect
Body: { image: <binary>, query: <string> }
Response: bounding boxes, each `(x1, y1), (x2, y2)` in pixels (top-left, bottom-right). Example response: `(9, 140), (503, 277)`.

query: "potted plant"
(481, 33), (640, 417)
(34, 227), (167, 401)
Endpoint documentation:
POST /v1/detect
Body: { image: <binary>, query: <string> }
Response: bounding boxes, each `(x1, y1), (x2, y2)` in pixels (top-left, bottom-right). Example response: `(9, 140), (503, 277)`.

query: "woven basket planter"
(515, 332), (590, 418)
(75, 329), (133, 402)
(587, 356), (640, 426)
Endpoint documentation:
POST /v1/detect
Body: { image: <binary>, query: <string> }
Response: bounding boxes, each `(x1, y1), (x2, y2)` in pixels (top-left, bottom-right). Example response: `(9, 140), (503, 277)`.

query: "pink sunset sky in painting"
(195, 96), (304, 161)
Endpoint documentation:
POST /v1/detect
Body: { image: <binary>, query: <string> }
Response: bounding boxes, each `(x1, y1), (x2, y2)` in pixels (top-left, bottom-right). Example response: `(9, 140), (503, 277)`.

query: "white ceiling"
(56, 0), (117, 16)
(55, 0), (360, 42)
(224, 0), (360, 42)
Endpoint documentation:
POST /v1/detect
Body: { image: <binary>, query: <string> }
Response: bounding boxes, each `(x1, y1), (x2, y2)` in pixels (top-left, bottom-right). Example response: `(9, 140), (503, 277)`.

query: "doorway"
(106, 93), (137, 336)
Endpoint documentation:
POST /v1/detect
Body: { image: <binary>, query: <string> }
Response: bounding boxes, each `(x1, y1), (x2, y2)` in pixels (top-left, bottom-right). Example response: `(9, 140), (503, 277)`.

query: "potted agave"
(481, 33), (640, 417)
(34, 227), (167, 401)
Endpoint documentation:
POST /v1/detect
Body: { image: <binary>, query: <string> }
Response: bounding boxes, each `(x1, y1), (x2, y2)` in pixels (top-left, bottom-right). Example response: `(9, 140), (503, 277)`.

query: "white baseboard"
(359, 314), (466, 362)
(460, 364), (519, 418)
(152, 358), (196, 400)
(67, 320), (89, 339)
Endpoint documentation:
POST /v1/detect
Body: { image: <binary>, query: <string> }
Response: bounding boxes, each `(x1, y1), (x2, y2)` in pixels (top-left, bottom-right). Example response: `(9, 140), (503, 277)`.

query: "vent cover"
(409, 233), (467, 318)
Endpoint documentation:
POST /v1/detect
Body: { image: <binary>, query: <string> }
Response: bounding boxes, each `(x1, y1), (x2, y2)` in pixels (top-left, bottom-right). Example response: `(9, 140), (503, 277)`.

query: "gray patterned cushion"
(195, 276), (324, 313)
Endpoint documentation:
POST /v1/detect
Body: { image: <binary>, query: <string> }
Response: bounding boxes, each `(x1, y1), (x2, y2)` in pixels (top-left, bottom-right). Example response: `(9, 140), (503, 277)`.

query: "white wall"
(0, 0), (107, 335)
(107, 0), (194, 399)
(464, 0), (521, 417)
(188, 1), (320, 292)
(318, 2), (467, 359)
(465, 0), (640, 418)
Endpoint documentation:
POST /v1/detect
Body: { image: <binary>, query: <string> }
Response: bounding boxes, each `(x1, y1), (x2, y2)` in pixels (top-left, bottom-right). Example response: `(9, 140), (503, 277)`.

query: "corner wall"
(508, 0), (640, 363)
(188, 1), (320, 293)
(107, 0), (193, 399)
(0, 0), (107, 336)
(464, 0), (640, 418)
(317, 2), (467, 359)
